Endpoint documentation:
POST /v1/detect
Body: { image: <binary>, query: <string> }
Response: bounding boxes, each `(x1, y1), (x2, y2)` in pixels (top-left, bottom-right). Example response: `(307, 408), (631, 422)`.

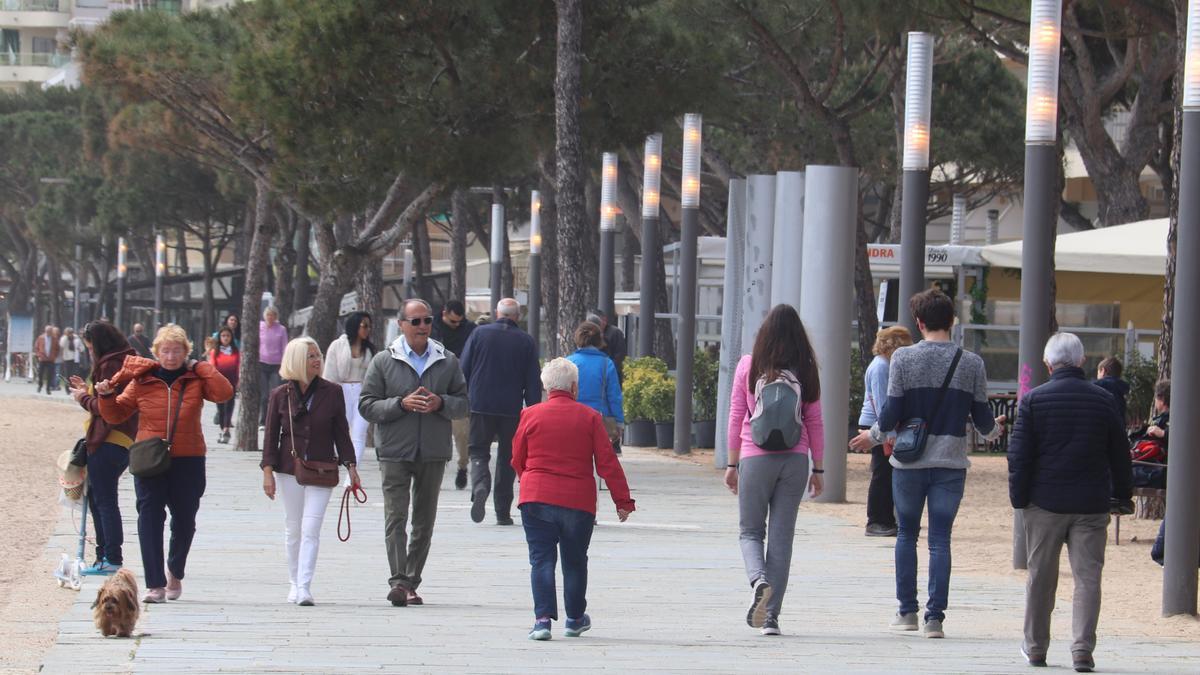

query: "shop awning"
(979, 218), (1168, 275)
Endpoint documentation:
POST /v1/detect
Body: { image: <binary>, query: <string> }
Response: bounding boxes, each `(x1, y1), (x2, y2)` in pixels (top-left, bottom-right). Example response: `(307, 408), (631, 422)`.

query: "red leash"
(338, 482), (367, 542)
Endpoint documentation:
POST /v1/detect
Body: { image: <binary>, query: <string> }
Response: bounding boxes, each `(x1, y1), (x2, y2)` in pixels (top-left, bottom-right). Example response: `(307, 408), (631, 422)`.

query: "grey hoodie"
(358, 336), (468, 462)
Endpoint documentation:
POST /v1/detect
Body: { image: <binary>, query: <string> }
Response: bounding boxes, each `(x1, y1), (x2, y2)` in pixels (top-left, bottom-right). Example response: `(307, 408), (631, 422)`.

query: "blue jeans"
(520, 502), (595, 621)
(893, 467), (966, 622)
(87, 443), (129, 565)
(134, 456), (207, 589)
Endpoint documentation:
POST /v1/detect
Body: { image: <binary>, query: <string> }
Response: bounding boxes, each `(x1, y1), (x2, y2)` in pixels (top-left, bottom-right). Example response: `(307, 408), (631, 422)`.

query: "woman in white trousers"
(323, 312), (375, 467)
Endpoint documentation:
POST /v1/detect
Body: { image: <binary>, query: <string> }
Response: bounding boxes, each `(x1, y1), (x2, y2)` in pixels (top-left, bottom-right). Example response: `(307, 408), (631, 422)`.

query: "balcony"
(0, 1), (70, 28)
(1, 0), (60, 10)
(0, 51), (69, 66)
(0, 51), (70, 84)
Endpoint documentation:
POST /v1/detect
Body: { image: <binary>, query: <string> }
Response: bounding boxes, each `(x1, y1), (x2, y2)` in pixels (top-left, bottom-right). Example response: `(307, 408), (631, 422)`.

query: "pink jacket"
(727, 354), (824, 462)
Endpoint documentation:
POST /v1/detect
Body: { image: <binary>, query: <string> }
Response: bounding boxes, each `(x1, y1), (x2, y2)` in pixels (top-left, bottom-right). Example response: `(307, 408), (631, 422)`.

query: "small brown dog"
(93, 568), (140, 637)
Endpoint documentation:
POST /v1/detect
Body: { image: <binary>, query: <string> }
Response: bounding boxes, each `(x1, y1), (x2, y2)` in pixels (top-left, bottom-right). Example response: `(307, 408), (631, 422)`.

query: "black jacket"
(1093, 375), (1129, 428)
(432, 313), (475, 358)
(1008, 366), (1132, 514)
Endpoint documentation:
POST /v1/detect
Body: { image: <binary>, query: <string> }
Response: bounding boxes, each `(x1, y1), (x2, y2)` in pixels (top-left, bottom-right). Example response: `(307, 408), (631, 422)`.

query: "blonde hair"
(279, 336), (321, 384)
(872, 325), (914, 357)
(152, 324), (193, 356)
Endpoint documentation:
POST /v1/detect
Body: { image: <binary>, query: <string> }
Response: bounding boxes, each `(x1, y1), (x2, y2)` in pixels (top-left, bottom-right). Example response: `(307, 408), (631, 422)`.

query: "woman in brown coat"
(96, 324), (234, 603)
(262, 337), (358, 606)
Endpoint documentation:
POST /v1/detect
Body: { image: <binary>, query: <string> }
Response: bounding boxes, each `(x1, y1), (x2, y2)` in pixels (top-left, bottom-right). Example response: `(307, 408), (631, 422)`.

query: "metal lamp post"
(598, 152), (618, 319)
(490, 202), (504, 313)
(115, 237), (127, 328)
(402, 248), (414, 298)
(673, 113), (702, 456)
(1164, 0), (1200, 617)
(1013, 0), (1063, 570)
(529, 190), (543, 354)
(637, 133), (662, 358)
(154, 233), (166, 327)
(899, 31), (935, 338)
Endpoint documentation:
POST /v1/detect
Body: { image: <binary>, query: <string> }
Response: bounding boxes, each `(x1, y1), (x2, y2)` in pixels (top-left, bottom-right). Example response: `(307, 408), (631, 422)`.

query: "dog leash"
(338, 482), (368, 542)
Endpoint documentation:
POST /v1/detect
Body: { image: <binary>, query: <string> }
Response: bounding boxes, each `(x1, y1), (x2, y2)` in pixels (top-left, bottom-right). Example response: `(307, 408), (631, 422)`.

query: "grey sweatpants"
(1022, 504), (1109, 657)
(737, 452), (809, 618)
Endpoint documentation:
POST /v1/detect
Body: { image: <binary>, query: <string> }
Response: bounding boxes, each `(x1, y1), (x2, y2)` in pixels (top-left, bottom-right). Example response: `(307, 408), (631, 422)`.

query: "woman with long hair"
(724, 304), (824, 637)
(323, 311), (375, 466)
(210, 326), (240, 444)
(67, 321), (139, 576)
(212, 312), (241, 349)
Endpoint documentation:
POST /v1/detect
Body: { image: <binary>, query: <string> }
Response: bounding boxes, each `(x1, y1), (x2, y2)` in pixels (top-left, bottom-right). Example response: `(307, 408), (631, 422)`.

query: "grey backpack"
(750, 370), (804, 451)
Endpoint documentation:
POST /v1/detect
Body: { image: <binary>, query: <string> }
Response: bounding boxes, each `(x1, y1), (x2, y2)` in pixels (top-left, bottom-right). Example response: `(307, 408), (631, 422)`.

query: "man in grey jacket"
(360, 299), (468, 607)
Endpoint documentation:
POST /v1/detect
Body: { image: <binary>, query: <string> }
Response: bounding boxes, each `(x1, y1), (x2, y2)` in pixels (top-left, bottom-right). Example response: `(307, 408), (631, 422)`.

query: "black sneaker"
(865, 523), (898, 537)
(761, 616), (781, 636)
(746, 578), (772, 628)
(455, 468), (467, 490)
(1072, 652), (1094, 673)
(470, 490), (486, 523)
(496, 515), (514, 526)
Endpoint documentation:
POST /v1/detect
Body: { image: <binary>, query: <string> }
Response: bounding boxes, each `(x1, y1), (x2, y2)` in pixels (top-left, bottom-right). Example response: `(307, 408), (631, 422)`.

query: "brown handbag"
(287, 388), (340, 488)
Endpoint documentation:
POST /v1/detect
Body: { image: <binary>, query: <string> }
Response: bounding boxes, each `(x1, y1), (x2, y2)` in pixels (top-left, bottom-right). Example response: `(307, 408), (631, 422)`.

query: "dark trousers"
(87, 443), (129, 565)
(380, 460), (446, 590)
(468, 413), (520, 519)
(259, 363), (280, 424)
(37, 360), (55, 392)
(217, 396), (236, 429)
(520, 502), (595, 621)
(860, 425), (896, 528)
(134, 456), (207, 589)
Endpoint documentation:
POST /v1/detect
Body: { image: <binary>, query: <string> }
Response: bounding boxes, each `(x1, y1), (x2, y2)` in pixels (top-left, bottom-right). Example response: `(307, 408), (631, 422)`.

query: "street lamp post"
(490, 202), (504, 313)
(529, 190), (543, 355)
(899, 32), (935, 338)
(1014, 0), (1063, 570)
(154, 233), (166, 327)
(637, 134), (663, 358)
(116, 236), (127, 329)
(673, 114), (702, 456)
(402, 248), (414, 298)
(1164, 0), (1200, 617)
(598, 152), (618, 320)
(72, 243), (82, 329)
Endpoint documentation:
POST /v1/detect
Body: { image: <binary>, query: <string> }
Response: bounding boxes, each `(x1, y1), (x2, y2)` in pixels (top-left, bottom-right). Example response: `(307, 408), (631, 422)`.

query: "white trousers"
(340, 382), (370, 465)
(278, 473), (333, 592)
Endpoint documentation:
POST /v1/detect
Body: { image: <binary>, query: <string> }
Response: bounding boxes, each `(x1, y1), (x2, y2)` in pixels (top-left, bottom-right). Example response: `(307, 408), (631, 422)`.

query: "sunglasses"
(404, 316), (434, 326)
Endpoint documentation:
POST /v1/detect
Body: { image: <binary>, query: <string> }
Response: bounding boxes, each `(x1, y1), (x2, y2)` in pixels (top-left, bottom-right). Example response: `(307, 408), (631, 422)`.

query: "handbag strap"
(929, 348), (963, 428)
(166, 379), (189, 446)
(286, 389), (301, 461)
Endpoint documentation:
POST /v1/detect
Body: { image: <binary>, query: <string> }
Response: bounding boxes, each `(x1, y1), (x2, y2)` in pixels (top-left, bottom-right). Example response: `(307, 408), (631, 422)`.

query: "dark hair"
(442, 300), (466, 317)
(1155, 379), (1170, 407)
(344, 311), (376, 355)
(748, 304), (820, 402)
(909, 289), (955, 332)
(217, 326), (239, 354)
(1098, 356), (1123, 379)
(224, 313), (241, 340)
(81, 321), (131, 377)
(574, 321), (604, 349)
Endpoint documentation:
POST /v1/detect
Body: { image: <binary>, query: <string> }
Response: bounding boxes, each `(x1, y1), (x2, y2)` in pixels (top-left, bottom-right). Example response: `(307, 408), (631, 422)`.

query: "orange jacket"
(98, 355), (234, 458)
(34, 332), (59, 363)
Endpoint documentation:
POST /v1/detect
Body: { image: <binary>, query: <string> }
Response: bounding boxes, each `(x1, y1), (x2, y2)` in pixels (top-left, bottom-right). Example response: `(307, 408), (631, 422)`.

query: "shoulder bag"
(129, 379), (188, 478)
(892, 348), (962, 464)
(600, 357), (622, 444)
(288, 387), (340, 488)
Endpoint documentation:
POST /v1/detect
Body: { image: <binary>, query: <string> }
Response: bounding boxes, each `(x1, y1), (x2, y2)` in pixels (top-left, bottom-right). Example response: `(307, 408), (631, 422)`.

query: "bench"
(1113, 461), (1167, 544)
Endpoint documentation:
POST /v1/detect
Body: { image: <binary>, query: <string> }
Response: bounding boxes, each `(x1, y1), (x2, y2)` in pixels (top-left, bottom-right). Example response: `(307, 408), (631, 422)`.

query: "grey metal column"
(769, 171), (805, 309)
(673, 114), (702, 456)
(1164, 107), (1200, 616)
(800, 166), (858, 503)
(898, 32), (934, 338)
(528, 190), (543, 355)
(637, 134), (663, 358)
(715, 178), (746, 469)
(740, 175), (776, 350)
(490, 202), (504, 313)
(598, 152), (617, 319)
(898, 170), (930, 337)
(72, 244), (82, 329)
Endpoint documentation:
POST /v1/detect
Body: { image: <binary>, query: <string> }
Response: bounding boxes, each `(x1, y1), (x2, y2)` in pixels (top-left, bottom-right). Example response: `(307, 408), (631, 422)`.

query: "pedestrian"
(849, 289), (1005, 638)
(209, 327), (240, 444)
(359, 299), (468, 607)
(459, 298), (542, 526)
(53, 326), (64, 388)
(322, 311), (375, 467)
(512, 357), (635, 641)
(724, 304), (824, 637)
(128, 323), (154, 359)
(60, 327), (84, 394)
(431, 300), (475, 490)
(67, 321), (138, 576)
(262, 336), (360, 607)
(212, 313), (241, 349)
(258, 306), (289, 427)
(1007, 332), (1132, 672)
(95, 324), (234, 603)
(856, 325), (913, 538)
(1093, 356), (1129, 430)
(586, 309), (627, 383)
(34, 324), (59, 394)
(566, 322), (623, 454)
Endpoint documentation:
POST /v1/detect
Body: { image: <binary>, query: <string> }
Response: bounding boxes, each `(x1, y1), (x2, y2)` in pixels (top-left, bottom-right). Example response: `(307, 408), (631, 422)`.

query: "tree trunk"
(450, 189), (470, 302)
(235, 180), (276, 453)
(416, 214), (432, 297)
(293, 218), (311, 310)
(356, 256), (384, 348)
(175, 229), (190, 307)
(47, 257), (63, 329)
(553, 0), (591, 355)
(655, 214), (675, 368)
(200, 224), (216, 333)
(1158, 0), (1186, 382)
(537, 155), (562, 359)
(502, 224), (514, 299)
(273, 210), (297, 333)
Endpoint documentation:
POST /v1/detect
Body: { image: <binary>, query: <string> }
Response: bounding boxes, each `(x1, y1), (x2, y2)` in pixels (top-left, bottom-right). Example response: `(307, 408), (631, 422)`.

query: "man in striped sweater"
(851, 289), (1005, 639)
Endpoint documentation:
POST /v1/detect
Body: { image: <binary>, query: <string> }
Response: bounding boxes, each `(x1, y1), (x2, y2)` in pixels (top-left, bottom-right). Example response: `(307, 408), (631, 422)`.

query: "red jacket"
(512, 391), (635, 515)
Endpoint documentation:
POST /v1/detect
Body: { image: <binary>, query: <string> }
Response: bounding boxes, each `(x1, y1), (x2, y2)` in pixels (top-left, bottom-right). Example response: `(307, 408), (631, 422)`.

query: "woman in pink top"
(724, 304), (824, 637)
(258, 306), (290, 426)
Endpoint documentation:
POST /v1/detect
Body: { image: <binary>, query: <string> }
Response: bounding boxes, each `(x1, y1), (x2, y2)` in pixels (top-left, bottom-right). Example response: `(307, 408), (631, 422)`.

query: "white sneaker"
(287, 584), (298, 604)
(296, 588), (314, 606)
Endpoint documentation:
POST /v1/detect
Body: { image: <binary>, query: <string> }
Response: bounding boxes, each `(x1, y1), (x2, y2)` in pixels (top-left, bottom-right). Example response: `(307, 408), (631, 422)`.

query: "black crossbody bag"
(892, 348), (962, 464)
(129, 380), (188, 478)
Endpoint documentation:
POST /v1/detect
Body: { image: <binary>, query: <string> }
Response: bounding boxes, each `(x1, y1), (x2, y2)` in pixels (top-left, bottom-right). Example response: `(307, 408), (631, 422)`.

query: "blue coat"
(567, 347), (623, 423)
(459, 318), (542, 417)
(1007, 366), (1132, 514)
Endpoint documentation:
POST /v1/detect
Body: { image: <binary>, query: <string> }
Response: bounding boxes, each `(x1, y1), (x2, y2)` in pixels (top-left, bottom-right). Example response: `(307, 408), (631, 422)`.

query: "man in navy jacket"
(1007, 332), (1132, 672)
(460, 298), (542, 525)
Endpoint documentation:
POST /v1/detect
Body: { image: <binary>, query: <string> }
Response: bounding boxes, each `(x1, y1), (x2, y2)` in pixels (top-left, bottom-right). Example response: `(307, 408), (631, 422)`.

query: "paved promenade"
(31, 398), (1200, 673)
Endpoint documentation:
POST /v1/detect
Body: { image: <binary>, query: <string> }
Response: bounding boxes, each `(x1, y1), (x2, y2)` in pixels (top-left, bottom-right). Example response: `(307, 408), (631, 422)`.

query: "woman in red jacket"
(209, 326), (240, 444)
(511, 357), (635, 641)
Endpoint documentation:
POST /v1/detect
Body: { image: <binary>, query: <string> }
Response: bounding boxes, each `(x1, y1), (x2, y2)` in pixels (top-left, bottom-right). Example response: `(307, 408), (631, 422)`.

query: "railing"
(0, 52), (71, 67)
(0, 0), (62, 11)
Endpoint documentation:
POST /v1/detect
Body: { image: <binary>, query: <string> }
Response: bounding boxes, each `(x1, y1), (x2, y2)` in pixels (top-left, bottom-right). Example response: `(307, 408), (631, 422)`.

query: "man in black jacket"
(1008, 332), (1132, 673)
(432, 300), (475, 489)
(1092, 356), (1129, 430)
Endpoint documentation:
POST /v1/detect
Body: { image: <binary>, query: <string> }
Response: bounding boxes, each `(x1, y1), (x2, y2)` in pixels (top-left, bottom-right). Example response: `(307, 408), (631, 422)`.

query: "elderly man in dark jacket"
(460, 297), (542, 526)
(1008, 332), (1132, 673)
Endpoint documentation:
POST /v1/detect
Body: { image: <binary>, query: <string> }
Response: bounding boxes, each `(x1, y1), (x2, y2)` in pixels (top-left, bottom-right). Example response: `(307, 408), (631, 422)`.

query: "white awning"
(979, 218), (1169, 275)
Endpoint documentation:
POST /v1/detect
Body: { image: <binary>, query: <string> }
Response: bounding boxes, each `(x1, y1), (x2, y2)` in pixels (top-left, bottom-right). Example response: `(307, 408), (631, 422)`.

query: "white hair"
(540, 357), (578, 393)
(1043, 332), (1085, 369)
(497, 298), (521, 320)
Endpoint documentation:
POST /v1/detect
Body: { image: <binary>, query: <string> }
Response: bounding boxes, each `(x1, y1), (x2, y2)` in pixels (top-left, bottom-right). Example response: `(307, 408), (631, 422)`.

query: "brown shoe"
(406, 589), (423, 606)
(387, 586), (408, 607)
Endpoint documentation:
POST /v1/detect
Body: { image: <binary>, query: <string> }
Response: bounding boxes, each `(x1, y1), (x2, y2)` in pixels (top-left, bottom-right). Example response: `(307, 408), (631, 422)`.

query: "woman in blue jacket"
(566, 322), (623, 452)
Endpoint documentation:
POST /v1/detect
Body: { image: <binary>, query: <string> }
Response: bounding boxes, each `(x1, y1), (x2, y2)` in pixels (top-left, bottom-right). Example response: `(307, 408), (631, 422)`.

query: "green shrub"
(623, 356), (670, 421)
(692, 347), (719, 421)
(1125, 351), (1159, 427)
(642, 371), (677, 423)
